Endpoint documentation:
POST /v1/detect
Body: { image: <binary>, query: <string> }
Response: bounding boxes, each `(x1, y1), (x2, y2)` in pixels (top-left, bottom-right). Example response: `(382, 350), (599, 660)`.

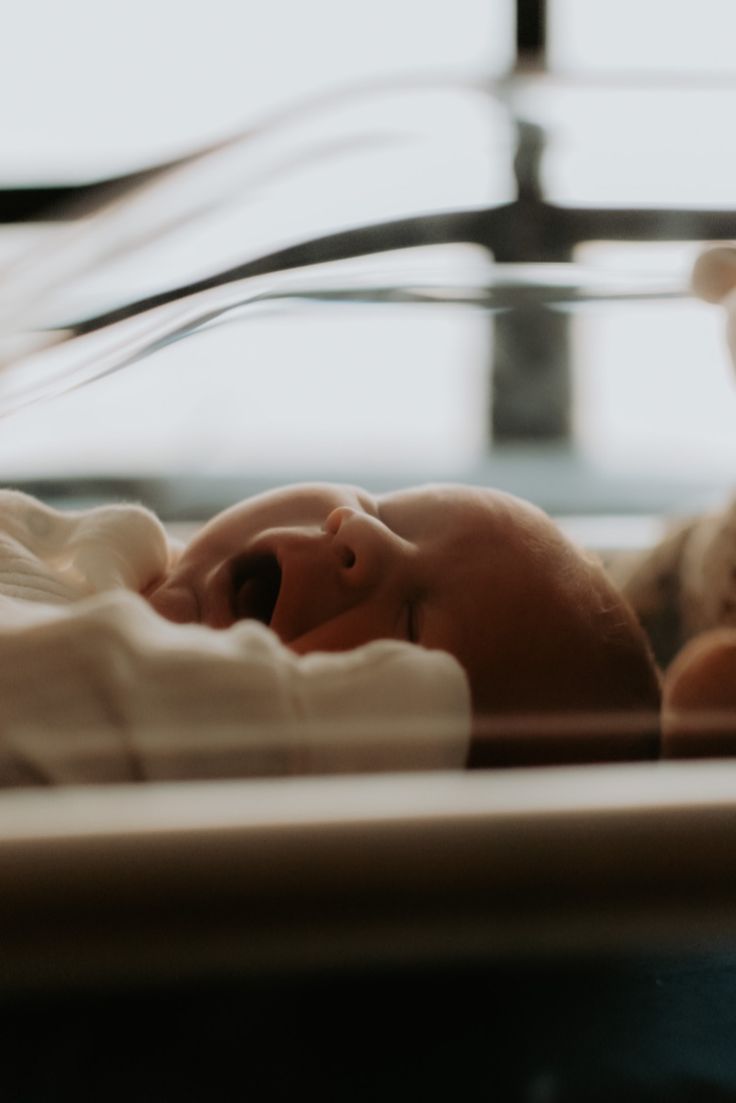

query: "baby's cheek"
(286, 608), (400, 655)
(287, 622), (372, 655)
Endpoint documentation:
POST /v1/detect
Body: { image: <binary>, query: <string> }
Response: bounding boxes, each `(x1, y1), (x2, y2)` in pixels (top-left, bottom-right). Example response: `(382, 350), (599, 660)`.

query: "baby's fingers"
(662, 629), (736, 758)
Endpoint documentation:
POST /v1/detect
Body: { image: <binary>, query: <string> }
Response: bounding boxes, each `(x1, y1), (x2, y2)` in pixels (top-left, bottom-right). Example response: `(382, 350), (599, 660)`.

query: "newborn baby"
(146, 481), (662, 766)
(0, 479), (661, 784)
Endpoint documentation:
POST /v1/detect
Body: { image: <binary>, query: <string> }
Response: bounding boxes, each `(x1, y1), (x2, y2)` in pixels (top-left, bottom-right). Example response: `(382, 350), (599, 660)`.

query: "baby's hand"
(662, 629), (736, 758)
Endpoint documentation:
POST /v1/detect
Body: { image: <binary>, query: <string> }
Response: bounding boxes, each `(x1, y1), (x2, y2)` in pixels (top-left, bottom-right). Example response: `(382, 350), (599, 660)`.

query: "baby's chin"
(144, 579), (199, 625)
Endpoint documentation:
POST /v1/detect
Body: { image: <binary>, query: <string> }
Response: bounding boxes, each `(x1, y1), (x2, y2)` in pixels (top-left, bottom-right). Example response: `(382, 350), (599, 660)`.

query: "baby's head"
(146, 482), (661, 761)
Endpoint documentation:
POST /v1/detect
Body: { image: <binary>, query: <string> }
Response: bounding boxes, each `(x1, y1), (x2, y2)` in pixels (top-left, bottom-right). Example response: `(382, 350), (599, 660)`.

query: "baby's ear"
(691, 246), (736, 303)
(662, 628), (736, 758)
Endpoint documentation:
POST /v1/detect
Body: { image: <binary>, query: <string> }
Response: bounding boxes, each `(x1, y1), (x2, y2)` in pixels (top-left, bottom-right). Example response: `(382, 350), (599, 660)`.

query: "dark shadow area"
(3, 953), (736, 1101)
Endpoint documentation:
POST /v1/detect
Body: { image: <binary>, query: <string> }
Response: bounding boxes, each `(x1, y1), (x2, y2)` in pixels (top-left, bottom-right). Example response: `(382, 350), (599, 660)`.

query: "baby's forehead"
(379, 484), (552, 545)
(436, 490), (594, 613)
(380, 483), (493, 521)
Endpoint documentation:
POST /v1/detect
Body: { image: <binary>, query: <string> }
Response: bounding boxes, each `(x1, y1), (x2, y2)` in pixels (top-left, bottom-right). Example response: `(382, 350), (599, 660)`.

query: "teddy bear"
(610, 245), (736, 757)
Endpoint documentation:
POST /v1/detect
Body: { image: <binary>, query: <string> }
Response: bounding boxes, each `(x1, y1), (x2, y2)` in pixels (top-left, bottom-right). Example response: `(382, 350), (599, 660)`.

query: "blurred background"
(1, 0), (736, 527)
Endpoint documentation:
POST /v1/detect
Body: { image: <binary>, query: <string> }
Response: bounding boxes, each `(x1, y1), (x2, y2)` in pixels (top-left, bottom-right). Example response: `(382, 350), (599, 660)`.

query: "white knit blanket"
(0, 491), (470, 785)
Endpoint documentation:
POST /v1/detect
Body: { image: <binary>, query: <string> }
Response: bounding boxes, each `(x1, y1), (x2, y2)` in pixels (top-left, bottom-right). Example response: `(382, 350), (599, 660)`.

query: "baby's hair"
(468, 541), (662, 768)
(583, 557), (662, 709)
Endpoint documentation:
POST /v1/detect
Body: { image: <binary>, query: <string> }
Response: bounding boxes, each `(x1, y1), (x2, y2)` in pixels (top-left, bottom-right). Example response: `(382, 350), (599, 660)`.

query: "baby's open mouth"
(231, 554), (282, 626)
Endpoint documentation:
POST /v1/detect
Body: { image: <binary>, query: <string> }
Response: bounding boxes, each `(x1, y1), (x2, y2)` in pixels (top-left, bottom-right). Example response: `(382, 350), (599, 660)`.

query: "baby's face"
(146, 482), (597, 714)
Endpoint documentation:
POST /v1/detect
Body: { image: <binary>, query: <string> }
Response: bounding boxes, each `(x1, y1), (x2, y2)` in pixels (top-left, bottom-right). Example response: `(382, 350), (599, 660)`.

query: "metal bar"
(516, 0), (547, 63)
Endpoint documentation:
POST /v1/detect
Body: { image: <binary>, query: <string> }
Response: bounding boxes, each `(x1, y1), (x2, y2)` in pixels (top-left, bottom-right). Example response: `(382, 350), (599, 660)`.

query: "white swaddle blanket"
(0, 490), (470, 785)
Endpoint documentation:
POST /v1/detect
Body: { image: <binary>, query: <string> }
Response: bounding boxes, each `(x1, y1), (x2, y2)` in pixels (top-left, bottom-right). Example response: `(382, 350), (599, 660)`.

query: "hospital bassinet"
(2, 69), (736, 1101)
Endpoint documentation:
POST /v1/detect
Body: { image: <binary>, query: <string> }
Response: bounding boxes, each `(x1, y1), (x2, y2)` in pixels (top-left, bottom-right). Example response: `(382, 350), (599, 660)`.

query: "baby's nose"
(324, 506), (392, 587)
